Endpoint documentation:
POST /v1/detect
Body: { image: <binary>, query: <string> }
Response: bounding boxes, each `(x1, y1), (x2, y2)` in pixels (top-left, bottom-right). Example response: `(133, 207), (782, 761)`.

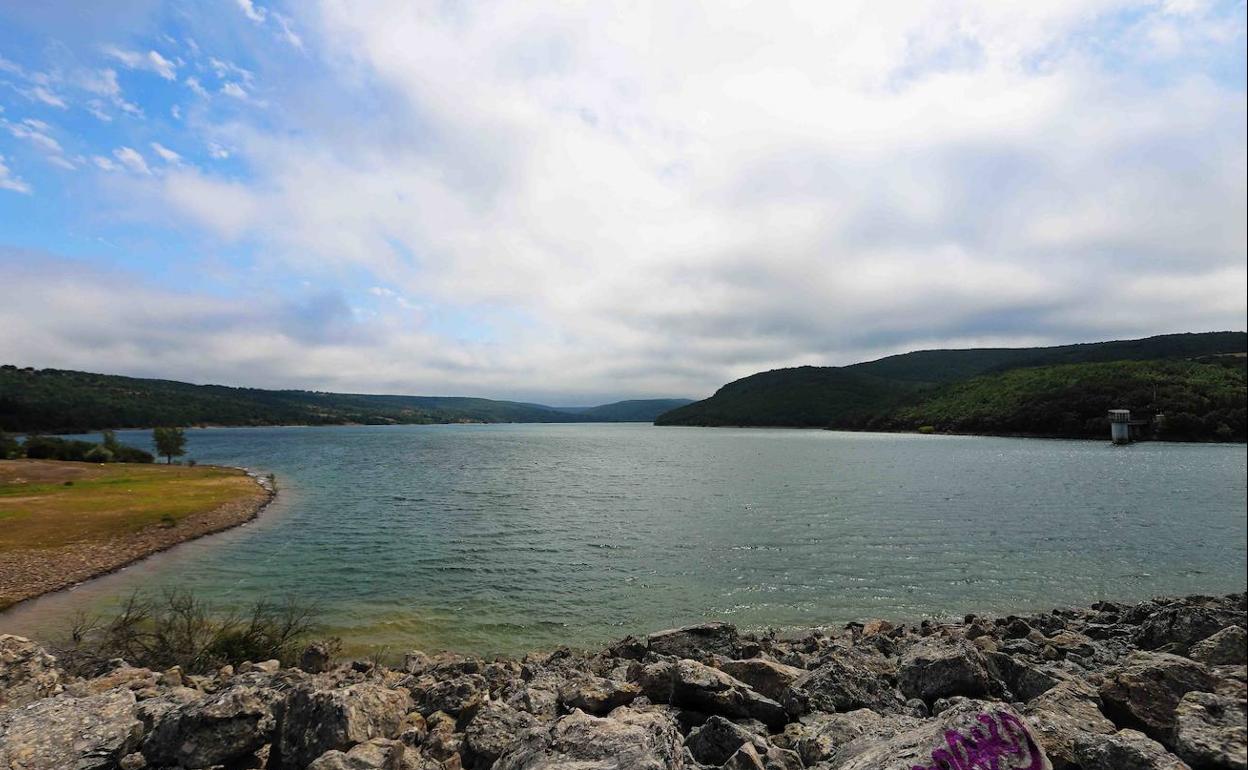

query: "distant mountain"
(0, 366), (691, 433)
(655, 332), (1247, 441)
(555, 399), (695, 422)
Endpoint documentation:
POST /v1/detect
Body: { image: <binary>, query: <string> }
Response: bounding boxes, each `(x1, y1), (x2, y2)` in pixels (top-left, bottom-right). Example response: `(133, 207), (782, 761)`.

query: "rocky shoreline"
(2, 591), (1245, 769)
(0, 466), (275, 610)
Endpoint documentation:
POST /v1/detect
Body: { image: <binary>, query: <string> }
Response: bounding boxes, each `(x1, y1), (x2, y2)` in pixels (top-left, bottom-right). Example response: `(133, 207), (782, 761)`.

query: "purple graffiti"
(910, 710), (1046, 770)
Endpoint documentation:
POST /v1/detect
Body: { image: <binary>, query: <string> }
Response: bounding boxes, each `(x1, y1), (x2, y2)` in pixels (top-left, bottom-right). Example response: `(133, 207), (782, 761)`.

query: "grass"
(0, 460), (262, 551)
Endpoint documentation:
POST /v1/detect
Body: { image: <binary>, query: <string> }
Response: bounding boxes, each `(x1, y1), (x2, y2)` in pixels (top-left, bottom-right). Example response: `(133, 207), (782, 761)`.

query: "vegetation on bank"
(55, 590), (320, 676)
(0, 364), (690, 433)
(2, 430), (156, 463)
(883, 357), (1247, 441)
(656, 331), (1248, 441)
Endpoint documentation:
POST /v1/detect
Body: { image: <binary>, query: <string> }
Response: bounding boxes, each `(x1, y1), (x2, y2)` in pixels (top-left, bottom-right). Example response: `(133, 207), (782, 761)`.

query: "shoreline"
(0, 464), (276, 611)
(1, 590), (1243, 768)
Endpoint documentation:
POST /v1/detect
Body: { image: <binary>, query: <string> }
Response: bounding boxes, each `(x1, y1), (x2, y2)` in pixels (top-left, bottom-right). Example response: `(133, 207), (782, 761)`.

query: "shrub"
(84, 445), (115, 463)
(23, 435), (97, 461)
(112, 445), (155, 463)
(0, 430), (18, 459)
(917, 425), (936, 434)
(56, 589), (321, 676)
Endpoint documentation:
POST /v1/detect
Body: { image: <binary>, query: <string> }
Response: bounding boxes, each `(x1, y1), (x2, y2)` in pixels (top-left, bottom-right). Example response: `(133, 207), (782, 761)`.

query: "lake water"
(3, 424), (1245, 655)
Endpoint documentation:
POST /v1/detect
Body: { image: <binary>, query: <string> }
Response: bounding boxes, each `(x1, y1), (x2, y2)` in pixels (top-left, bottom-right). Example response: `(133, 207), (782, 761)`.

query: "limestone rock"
(141, 683), (280, 769)
(409, 673), (488, 717)
(463, 700), (540, 765)
(277, 682), (412, 769)
(0, 635), (64, 709)
(1099, 651), (1221, 746)
(647, 622), (739, 661)
(1190, 627), (1248, 667)
(684, 715), (765, 765)
(559, 674), (640, 715)
(493, 706), (685, 770)
(1073, 729), (1191, 770)
(898, 637), (998, 702)
(782, 649), (908, 715)
(0, 690), (143, 770)
(718, 658), (805, 702)
(308, 738), (436, 769)
(1024, 679), (1116, 769)
(833, 700), (1053, 770)
(639, 659), (787, 728)
(1135, 603), (1247, 654)
(1172, 691), (1247, 770)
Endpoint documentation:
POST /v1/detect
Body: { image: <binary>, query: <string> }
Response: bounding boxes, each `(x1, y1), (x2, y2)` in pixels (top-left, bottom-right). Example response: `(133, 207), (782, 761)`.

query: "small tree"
(153, 427), (187, 464)
(0, 430), (19, 459)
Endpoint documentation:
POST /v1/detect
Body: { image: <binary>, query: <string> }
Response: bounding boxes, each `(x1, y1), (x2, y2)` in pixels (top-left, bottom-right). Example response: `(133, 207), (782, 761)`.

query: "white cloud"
(28, 85), (67, 108)
(185, 76), (209, 97)
(273, 12), (304, 48)
(103, 45), (177, 80)
(3, 118), (75, 168)
(221, 82), (249, 100)
(0, 155), (32, 194)
(150, 142), (182, 164)
(92, 155), (119, 172)
(113, 146), (151, 175)
(236, 0), (267, 23)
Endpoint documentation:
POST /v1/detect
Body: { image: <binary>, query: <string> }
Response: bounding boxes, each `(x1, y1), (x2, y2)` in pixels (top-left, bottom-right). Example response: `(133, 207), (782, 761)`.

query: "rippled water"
(3, 424), (1245, 655)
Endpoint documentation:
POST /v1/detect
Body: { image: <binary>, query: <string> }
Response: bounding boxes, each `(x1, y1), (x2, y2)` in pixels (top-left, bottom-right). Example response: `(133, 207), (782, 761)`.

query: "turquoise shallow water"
(2, 424), (1245, 655)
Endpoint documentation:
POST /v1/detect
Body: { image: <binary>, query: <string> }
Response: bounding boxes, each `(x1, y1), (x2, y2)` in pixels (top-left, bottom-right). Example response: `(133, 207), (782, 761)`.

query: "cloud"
(3, 118), (76, 168)
(113, 146), (151, 174)
(0, 155), (32, 194)
(273, 12), (303, 49)
(3, 1), (1245, 400)
(28, 85), (67, 108)
(235, 0), (267, 24)
(102, 45), (177, 80)
(150, 142), (181, 163)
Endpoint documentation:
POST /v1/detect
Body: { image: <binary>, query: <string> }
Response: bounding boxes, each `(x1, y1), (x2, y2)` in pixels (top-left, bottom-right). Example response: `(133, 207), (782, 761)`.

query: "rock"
(493, 706), (685, 770)
(1190, 627), (1248, 667)
(506, 685), (558, 719)
(463, 700), (539, 765)
(142, 684), (279, 769)
(0, 690), (143, 770)
(1099, 652), (1222, 746)
(559, 675), (640, 715)
(898, 637), (998, 702)
(308, 738), (433, 769)
(301, 641), (337, 674)
(639, 659), (788, 728)
(1136, 603), (1246, 654)
(780, 709), (919, 766)
(409, 674), (488, 717)
(684, 715), (764, 765)
(0, 635), (64, 709)
(277, 682), (413, 770)
(423, 711), (463, 761)
(647, 622), (739, 661)
(833, 700), (1053, 770)
(718, 658), (805, 702)
(1172, 691), (1247, 770)
(119, 752), (146, 770)
(985, 652), (1064, 701)
(1024, 680), (1116, 769)
(723, 742), (767, 770)
(781, 649), (908, 715)
(1073, 729), (1191, 770)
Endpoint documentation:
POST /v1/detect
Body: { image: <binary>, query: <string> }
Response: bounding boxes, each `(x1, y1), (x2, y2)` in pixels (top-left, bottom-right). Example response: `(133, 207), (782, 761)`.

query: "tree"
(153, 427), (187, 464)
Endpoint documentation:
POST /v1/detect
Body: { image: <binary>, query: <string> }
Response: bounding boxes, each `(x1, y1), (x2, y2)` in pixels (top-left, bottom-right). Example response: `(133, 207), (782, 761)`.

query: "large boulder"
(0, 690), (143, 770)
(276, 682), (412, 770)
(1172, 692), (1247, 770)
(463, 700), (540, 766)
(638, 659), (787, 728)
(307, 738), (437, 769)
(408, 673), (488, 717)
(1024, 679), (1116, 769)
(832, 700), (1053, 770)
(782, 649), (908, 715)
(1190, 627), (1248, 667)
(684, 715), (767, 766)
(0, 635), (63, 710)
(558, 675), (640, 715)
(718, 659), (805, 702)
(647, 622), (739, 661)
(493, 706), (686, 770)
(779, 709), (920, 766)
(1135, 603), (1247, 654)
(1099, 652), (1221, 746)
(898, 637), (998, 702)
(142, 684), (279, 769)
(1072, 729), (1190, 770)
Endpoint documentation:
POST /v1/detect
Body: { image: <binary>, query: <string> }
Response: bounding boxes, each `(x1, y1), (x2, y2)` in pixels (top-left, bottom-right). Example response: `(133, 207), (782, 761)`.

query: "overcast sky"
(0, 1), (1244, 403)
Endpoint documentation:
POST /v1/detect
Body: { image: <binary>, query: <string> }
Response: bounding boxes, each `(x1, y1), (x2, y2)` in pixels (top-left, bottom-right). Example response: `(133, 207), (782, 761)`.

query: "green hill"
(655, 332), (1247, 441)
(0, 367), (690, 433)
(555, 399), (695, 422)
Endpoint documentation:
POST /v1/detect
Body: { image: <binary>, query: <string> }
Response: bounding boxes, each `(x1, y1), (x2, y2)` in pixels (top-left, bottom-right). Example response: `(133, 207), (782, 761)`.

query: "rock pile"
(1, 592), (1244, 769)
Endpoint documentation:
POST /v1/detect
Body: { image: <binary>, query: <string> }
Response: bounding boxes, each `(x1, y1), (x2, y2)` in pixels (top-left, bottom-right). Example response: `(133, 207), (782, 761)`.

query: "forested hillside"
(656, 332), (1247, 441)
(0, 366), (688, 432)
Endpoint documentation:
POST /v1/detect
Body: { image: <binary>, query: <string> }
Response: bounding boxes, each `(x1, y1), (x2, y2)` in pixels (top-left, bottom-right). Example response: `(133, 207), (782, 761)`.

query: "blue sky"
(1, 0), (1245, 403)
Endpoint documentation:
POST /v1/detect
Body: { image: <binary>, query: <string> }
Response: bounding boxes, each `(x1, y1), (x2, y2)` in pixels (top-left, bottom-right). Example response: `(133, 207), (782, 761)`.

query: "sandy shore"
(0, 465), (275, 609)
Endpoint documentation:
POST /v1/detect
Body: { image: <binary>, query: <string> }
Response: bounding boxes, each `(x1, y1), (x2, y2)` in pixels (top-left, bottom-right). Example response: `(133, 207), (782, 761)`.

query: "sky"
(0, 0), (1245, 404)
